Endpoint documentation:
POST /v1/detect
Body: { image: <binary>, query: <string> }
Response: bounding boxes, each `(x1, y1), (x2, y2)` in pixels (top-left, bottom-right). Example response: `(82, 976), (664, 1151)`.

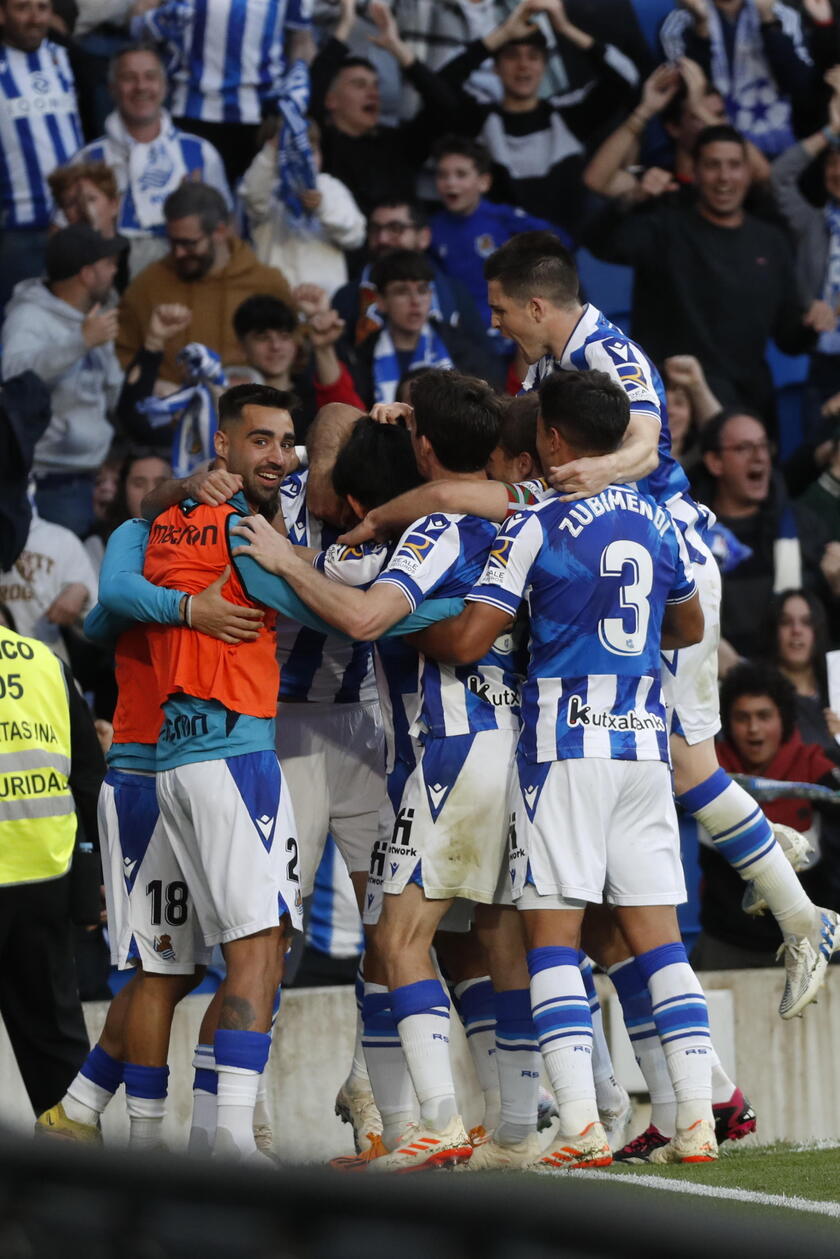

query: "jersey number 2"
(598, 541), (653, 657)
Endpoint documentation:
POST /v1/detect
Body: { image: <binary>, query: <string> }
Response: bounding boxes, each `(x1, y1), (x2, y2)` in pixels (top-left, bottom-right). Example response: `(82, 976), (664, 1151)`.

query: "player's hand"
(639, 166), (679, 200)
(370, 401), (413, 426)
(293, 282), (330, 316)
(338, 511), (383, 545)
(83, 303), (119, 349)
(547, 455), (616, 501)
(231, 513), (299, 574)
(184, 466), (243, 506)
(94, 719), (114, 756)
(190, 566), (264, 643)
(46, 582), (89, 625)
(804, 298), (837, 333)
(145, 302), (192, 352)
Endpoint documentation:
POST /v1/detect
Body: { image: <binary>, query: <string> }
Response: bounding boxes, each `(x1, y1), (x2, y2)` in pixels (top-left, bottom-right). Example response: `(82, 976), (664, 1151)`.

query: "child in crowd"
(429, 135), (564, 353)
(241, 118), (366, 297)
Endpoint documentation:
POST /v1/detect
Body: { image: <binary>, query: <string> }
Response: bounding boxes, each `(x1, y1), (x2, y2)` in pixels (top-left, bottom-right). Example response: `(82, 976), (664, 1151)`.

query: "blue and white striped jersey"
(317, 538), (420, 777)
(523, 303), (690, 509)
(74, 111), (231, 238)
(143, 0), (312, 126)
(375, 513), (522, 739)
(469, 488), (695, 764)
(307, 835), (364, 959)
(0, 40), (82, 229)
(277, 470), (377, 704)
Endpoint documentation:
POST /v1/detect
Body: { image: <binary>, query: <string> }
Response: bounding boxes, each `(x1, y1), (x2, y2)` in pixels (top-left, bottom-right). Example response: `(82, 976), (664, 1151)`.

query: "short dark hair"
(368, 196), (428, 230)
(218, 383), (296, 429)
(432, 134), (492, 176)
(164, 182), (230, 233)
(332, 417), (422, 511)
(699, 407), (768, 456)
(329, 54), (377, 92)
(498, 392), (539, 462)
(233, 294), (297, 340)
(370, 248), (434, 292)
(493, 25), (548, 60)
(693, 124), (747, 160)
(108, 42), (166, 86)
(484, 231), (578, 307)
(720, 662), (798, 745)
(538, 369), (629, 456)
(411, 369), (503, 472)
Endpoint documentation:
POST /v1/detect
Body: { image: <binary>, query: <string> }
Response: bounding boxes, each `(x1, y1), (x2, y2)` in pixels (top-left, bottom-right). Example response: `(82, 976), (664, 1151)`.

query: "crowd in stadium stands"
(7, 0), (840, 1158)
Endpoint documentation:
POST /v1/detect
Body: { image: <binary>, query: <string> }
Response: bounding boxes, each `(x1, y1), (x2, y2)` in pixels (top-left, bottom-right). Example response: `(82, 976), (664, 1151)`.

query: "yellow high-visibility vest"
(0, 626), (76, 885)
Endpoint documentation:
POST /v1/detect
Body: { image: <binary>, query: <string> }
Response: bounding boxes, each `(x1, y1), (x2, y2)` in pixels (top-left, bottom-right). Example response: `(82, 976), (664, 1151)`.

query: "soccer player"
(37, 495), (263, 1147)
(232, 371), (540, 1172)
(426, 369), (717, 1165)
(353, 232), (840, 1020)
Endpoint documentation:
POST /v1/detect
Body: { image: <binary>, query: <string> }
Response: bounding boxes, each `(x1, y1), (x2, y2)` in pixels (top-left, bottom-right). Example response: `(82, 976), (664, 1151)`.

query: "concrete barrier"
(2, 969), (838, 1153)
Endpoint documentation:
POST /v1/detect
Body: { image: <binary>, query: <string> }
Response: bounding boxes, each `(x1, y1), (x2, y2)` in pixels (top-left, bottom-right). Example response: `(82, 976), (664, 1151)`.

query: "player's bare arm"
(547, 412), (660, 501)
(231, 514), (410, 639)
(661, 590), (704, 651)
(338, 480), (510, 546)
(406, 601), (513, 665)
(140, 465), (244, 519)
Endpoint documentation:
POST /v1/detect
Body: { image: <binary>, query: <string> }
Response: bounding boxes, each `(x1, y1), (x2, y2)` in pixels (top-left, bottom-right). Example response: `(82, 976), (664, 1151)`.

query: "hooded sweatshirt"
(117, 236), (295, 382)
(1, 279), (122, 475)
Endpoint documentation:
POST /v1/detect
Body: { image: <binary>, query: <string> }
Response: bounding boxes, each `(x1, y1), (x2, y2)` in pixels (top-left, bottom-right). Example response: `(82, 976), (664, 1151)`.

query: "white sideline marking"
(553, 1169), (840, 1218)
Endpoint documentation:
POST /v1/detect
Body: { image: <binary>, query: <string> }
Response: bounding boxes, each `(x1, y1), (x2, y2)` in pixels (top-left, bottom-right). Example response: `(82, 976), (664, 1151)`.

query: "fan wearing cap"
(1, 225), (129, 537)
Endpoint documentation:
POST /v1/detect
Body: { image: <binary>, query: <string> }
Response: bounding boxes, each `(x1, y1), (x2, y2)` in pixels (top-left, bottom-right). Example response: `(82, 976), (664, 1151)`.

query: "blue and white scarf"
(135, 343), (227, 479)
(130, 0), (193, 75)
(359, 265), (445, 331)
(272, 59), (317, 232)
(707, 0), (803, 157)
(820, 201), (840, 355)
(372, 323), (453, 404)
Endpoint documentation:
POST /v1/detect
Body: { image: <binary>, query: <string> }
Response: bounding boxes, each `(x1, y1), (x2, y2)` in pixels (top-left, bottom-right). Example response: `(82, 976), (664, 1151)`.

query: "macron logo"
(256, 814), (275, 840)
(427, 783), (447, 808)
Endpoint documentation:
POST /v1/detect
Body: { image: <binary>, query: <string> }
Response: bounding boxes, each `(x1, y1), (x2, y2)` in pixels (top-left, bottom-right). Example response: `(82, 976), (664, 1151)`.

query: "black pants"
(0, 873), (90, 1115)
(172, 116), (261, 185)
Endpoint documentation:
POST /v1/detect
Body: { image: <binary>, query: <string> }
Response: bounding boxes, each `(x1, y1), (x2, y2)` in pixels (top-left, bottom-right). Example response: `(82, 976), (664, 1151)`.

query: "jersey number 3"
(598, 541), (653, 657)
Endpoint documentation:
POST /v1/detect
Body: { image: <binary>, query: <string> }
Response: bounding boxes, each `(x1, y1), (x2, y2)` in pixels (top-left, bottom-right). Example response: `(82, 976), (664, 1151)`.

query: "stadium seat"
(576, 247), (634, 322)
(629, 0), (675, 54)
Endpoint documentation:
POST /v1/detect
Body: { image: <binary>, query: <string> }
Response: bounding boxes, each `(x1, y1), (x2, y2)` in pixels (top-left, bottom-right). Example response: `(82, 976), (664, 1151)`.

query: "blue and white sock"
(636, 943), (712, 1131)
(64, 1044), (123, 1126)
(677, 770), (812, 935)
(579, 954), (624, 1115)
(528, 946), (598, 1135)
(453, 977), (500, 1132)
(362, 982), (416, 1148)
(608, 958), (676, 1137)
(254, 986), (282, 1131)
(124, 1062), (169, 1150)
(189, 1042), (217, 1155)
(494, 987), (539, 1146)
(390, 978), (456, 1131)
(213, 1029), (271, 1158)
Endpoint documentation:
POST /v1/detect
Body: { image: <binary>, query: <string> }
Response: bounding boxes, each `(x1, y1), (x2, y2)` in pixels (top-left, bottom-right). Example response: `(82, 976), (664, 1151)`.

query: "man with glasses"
(332, 196), (486, 351)
(117, 182), (295, 383)
(697, 408), (831, 659)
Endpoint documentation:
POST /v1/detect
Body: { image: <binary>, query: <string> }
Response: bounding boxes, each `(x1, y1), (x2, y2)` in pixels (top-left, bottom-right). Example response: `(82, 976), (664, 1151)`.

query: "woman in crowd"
(762, 588), (840, 762)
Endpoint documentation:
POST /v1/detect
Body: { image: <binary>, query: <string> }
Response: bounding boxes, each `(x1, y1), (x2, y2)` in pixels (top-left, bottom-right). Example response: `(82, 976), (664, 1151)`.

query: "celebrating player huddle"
(36, 234), (839, 1172)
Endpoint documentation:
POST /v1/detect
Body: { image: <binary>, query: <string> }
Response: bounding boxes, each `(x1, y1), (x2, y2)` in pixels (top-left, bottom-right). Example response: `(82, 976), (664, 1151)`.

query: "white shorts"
(155, 749), (303, 947)
(98, 770), (211, 975)
(362, 728), (516, 924)
(511, 757), (686, 910)
(661, 504), (721, 746)
(275, 699), (386, 897)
